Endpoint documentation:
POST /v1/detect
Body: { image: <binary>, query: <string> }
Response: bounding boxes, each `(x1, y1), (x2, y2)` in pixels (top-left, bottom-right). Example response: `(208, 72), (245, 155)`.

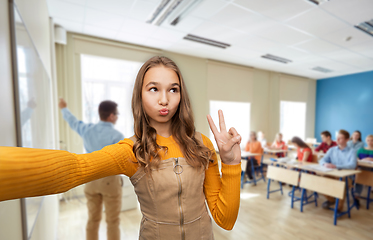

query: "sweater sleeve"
(0, 138), (138, 202)
(202, 134), (241, 230)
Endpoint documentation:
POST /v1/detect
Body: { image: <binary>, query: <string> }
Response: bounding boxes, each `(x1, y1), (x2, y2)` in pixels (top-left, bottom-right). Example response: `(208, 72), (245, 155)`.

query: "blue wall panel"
(315, 71), (373, 143)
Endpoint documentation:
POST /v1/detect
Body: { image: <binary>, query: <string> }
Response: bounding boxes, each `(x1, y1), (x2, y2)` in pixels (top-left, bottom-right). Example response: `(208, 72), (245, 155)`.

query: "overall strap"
(129, 135), (137, 142)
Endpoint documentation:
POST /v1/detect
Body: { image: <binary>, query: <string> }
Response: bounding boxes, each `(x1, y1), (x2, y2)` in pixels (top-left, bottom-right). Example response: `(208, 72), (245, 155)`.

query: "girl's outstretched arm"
(0, 139), (137, 202)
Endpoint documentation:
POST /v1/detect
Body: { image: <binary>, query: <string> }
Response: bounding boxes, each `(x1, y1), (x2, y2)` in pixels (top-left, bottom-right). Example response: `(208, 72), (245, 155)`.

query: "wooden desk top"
(241, 151), (261, 158)
(358, 160), (373, 168)
(264, 148), (288, 154)
(263, 159), (361, 178)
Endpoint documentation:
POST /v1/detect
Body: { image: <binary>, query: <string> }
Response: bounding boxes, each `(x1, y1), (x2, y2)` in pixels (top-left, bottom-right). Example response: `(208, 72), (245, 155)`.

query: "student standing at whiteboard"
(59, 98), (124, 240)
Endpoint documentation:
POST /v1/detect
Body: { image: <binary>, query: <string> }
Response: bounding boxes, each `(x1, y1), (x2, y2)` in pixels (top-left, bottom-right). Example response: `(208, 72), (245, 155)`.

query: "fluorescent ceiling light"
(261, 54), (292, 64)
(305, 0), (330, 5)
(183, 34), (230, 49)
(355, 19), (373, 37)
(147, 0), (204, 26)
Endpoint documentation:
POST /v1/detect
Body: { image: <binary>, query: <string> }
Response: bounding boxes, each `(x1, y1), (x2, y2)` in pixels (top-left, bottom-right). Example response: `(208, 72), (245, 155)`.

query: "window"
(209, 100), (250, 150)
(81, 54), (142, 138)
(280, 101), (307, 142)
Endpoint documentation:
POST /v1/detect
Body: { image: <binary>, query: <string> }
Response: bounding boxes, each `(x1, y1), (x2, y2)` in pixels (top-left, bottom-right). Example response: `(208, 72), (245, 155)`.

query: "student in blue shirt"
(319, 129), (357, 212)
(59, 98), (124, 240)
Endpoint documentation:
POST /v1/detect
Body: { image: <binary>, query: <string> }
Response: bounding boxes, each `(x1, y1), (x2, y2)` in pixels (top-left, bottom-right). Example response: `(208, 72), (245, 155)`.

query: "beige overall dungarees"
(129, 133), (214, 240)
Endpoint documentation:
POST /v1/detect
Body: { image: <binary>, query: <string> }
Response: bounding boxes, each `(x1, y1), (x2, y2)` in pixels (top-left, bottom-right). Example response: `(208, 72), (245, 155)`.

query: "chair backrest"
(300, 173), (345, 199)
(356, 170), (373, 187)
(311, 154), (319, 163)
(266, 166), (300, 186)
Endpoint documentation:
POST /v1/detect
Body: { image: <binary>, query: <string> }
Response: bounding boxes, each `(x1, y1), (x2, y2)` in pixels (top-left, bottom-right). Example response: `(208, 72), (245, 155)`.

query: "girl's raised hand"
(207, 110), (241, 165)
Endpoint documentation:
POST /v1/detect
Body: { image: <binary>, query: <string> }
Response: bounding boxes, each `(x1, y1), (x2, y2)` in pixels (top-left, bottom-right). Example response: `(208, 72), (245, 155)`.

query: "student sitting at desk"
(319, 129), (357, 212)
(291, 136), (312, 163)
(354, 134), (373, 207)
(270, 133), (286, 158)
(315, 131), (337, 153)
(245, 131), (263, 180)
(347, 130), (364, 151)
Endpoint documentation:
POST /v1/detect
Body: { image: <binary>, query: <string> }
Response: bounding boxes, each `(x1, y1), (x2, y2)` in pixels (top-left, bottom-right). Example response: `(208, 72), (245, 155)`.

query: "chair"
(355, 170), (373, 209)
(299, 173), (345, 225)
(311, 154), (319, 163)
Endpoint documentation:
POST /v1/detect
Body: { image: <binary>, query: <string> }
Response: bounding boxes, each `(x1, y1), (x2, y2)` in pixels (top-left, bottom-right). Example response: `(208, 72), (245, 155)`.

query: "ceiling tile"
(350, 40), (373, 59)
(143, 38), (175, 50)
(322, 27), (373, 48)
(234, 0), (315, 21)
(115, 31), (147, 45)
(120, 18), (159, 37)
(151, 27), (186, 42)
(286, 8), (349, 37)
(324, 49), (373, 69)
(190, 0), (228, 20)
(269, 46), (310, 61)
(47, 0), (86, 22)
(226, 46), (264, 59)
(234, 35), (282, 52)
(83, 24), (118, 39)
(85, 8), (125, 30)
(129, 0), (159, 22)
(320, 0), (373, 25)
(190, 21), (247, 45)
(85, 0), (132, 16)
(163, 16), (205, 33)
(255, 23), (313, 45)
(53, 17), (84, 33)
(210, 4), (276, 34)
(294, 38), (341, 54)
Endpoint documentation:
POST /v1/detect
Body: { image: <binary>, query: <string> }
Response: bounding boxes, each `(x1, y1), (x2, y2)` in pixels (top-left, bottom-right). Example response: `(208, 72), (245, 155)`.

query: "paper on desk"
(303, 164), (334, 172)
(277, 157), (291, 163)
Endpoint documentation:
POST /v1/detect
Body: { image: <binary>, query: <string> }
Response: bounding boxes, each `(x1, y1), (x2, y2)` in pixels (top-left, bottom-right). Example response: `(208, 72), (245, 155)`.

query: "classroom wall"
(56, 33), (316, 150)
(0, 0), (23, 239)
(315, 70), (373, 142)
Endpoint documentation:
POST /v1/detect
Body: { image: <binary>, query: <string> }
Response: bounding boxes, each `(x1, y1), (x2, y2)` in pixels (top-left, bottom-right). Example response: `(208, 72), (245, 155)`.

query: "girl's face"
(352, 132), (360, 141)
(366, 137), (373, 148)
(141, 66), (181, 128)
(277, 134), (282, 142)
(250, 133), (256, 141)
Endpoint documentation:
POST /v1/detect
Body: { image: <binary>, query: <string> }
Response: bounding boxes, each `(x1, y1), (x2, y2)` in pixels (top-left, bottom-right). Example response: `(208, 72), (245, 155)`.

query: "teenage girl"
(291, 136), (313, 163)
(0, 56), (242, 239)
(270, 133), (286, 158)
(347, 130), (364, 151)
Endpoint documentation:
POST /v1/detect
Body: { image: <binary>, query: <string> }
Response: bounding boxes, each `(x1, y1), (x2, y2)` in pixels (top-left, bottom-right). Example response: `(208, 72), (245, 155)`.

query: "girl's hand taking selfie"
(207, 110), (241, 165)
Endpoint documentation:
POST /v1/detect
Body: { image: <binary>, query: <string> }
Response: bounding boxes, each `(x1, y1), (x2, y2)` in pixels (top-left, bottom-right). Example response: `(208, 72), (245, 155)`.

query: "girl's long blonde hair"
(131, 56), (211, 172)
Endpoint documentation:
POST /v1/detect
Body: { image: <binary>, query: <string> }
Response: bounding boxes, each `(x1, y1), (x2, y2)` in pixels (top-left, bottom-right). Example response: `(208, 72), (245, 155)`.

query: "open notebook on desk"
(302, 164), (334, 172)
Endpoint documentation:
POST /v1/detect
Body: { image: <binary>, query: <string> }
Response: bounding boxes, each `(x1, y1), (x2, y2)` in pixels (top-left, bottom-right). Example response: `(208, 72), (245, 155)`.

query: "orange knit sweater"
(0, 134), (241, 230)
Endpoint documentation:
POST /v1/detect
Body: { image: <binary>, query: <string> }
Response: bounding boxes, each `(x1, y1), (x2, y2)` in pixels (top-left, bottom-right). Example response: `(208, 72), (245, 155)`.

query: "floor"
(58, 179), (373, 240)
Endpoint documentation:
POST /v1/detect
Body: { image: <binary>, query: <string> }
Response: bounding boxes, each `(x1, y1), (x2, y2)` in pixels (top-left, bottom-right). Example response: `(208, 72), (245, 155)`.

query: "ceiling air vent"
(355, 19), (373, 37)
(261, 54), (292, 64)
(305, 0), (330, 5)
(183, 34), (231, 49)
(312, 66), (333, 73)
